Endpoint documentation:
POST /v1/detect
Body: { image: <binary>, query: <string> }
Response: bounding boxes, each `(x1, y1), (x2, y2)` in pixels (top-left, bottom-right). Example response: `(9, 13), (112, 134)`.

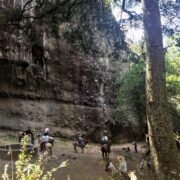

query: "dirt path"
(0, 130), (148, 180)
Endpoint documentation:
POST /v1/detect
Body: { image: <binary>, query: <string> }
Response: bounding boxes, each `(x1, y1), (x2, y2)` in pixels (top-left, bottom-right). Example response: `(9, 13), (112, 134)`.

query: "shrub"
(2, 136), (68, 180)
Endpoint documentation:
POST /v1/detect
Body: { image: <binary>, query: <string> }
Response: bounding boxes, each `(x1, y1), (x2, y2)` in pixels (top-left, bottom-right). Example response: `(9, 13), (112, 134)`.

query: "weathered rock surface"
(0, 0), (137, 142)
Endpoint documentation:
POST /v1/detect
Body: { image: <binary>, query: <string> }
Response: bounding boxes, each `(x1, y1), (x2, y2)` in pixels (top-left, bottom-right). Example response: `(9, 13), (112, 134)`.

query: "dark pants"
(78, 140), (85, 146)
(40, 142), (46, 152)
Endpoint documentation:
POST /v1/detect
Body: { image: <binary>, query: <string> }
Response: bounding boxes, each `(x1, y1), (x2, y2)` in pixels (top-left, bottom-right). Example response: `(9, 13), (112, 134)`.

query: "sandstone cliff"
(0, 0), (130, 142)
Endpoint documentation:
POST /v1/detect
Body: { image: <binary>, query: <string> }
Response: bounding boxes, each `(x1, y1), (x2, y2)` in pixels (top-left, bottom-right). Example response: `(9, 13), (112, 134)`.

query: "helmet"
(45, 128), (49, 133)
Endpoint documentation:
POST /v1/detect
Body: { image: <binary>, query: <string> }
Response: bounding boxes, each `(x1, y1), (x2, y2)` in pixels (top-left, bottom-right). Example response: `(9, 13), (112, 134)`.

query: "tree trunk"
(142, 0), (179, 179)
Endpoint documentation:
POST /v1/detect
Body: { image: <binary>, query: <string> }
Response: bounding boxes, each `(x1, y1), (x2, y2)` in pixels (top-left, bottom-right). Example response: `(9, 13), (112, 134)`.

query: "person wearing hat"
(117, 155), (127, 174)
(25, 127), (35, 145)
(40, 127), (50, 152)
(44, 128), (49, 136)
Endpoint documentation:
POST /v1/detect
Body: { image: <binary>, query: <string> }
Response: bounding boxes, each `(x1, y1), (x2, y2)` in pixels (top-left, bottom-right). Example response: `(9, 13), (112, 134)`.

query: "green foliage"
(165, 35), (180, 118)
(103, 0), (111, 6)
(116, 41), (146, 120)
(160, 0), (180, 35)
(0, 5), (24, 28)
(103, 0), (120, 7)
(127, 41), (144, 63)
(116, 63), (145, 106)
(2, 136), (68, 180)
(116, 36), (180, 124)
(165, 36), (180, 81)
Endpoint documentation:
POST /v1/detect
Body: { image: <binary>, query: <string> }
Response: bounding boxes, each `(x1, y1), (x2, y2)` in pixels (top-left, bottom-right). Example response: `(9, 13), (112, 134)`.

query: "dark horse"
(101, 140), (111, 160)
(18, 128), (35, 145)
(73, 140), (88, 153)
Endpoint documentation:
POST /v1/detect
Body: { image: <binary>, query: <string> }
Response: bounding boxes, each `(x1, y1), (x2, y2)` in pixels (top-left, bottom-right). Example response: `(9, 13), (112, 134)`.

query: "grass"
(0, 134), (17, 141)
(124, 154), (137, 162)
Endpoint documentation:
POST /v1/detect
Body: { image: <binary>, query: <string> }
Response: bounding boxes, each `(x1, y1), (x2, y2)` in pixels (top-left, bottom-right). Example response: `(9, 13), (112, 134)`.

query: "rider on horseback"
(100, 130), (108, 147)
(78, 134), (85, 146)
(19, 127), (35, 145)
(40, 128), (50, 152)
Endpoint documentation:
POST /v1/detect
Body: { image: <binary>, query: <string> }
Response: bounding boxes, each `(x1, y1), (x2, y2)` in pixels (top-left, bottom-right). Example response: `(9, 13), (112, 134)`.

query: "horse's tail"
(101, 144), (111, 153)
(73, 141), (78, 152)
(101, 144), (107, 151)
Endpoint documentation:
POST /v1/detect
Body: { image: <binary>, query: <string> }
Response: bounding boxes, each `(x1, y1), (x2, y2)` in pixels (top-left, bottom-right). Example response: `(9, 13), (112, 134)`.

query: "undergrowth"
(2, 136), (68, 180)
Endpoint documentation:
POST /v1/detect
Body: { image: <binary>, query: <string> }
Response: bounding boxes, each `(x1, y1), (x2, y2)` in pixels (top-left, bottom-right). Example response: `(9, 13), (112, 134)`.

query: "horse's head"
(49, 137), (54, 146)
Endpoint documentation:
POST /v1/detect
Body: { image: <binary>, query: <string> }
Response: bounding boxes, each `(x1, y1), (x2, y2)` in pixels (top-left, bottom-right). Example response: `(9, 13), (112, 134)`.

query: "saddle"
(78, 140), (85, 146)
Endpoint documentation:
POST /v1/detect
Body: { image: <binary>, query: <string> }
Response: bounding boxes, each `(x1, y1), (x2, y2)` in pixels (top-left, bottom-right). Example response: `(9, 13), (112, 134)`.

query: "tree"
(107, 0), (180, 178)
(1, 0), (180, 178)
(116, 36), (180, 127)
(142, 0), (179, 178)
(110, 0), (180, 36)
(0, 0), (87, 29)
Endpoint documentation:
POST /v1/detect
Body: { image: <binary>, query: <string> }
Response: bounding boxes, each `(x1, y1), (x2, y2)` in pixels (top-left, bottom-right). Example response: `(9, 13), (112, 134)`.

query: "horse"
(38, 135), (54, 156)
(101, 140), (111, 160)
(18, 129), (35, 145)
(73, 140), (88, 153)
(43, 137), (54, 156)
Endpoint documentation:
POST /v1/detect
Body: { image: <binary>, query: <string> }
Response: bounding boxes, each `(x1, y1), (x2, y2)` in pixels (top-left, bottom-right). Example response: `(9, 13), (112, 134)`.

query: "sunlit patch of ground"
(0, 129), (150, 180)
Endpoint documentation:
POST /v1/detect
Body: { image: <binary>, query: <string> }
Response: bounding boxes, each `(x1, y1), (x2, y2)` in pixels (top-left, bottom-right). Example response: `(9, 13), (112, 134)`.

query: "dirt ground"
(0, 130), (149, 180)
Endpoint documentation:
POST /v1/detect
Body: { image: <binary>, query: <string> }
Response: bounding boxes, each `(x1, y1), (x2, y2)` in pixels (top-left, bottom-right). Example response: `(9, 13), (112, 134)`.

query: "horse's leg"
(102, 149), (105, 160)
(107, 152), (109, 160)
(81, 147), (84, 153)
(105, 152), (107, 160)
(74, 143), (77, 153)
(31, 134), (35, 145)
(49, 147), (52, 156)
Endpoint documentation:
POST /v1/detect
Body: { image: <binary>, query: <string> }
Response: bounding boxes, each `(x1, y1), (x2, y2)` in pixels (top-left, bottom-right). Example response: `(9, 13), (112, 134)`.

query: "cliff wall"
(0, 0), (130, 142)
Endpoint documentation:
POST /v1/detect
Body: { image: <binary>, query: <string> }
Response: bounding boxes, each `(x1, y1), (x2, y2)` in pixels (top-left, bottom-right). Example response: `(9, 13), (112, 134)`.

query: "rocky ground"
(0, 130), (150, 180)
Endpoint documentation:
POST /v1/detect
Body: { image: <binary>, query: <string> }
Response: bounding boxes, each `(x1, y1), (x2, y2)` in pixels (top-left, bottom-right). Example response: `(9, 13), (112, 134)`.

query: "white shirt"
(118, 160), (127, 173)
(102, 136), (108, 141)
(41, 135), (49, 143)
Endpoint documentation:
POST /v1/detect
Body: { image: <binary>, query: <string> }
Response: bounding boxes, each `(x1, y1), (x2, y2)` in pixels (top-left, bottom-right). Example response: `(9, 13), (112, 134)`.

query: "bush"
(2, 136), (68, 180)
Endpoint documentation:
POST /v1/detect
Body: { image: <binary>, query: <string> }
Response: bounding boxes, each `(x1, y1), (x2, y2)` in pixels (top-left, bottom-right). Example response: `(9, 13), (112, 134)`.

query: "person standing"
(117, 155), (127, 175)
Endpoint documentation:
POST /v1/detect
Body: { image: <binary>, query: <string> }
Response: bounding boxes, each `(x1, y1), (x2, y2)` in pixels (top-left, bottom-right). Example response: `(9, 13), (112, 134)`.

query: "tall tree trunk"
(142, 0), (179, 179)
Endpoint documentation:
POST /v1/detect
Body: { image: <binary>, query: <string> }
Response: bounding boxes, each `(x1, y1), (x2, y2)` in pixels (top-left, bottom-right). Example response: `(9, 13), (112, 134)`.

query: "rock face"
(0, 0), (130, 142)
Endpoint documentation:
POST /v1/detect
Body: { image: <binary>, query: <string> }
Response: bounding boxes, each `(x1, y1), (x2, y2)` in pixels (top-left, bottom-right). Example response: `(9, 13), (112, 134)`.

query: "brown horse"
(73, 140), (88, 153)
(101, 140), (111, 160)
(39, 136), (54, 156)
(43, 141), (53, 156)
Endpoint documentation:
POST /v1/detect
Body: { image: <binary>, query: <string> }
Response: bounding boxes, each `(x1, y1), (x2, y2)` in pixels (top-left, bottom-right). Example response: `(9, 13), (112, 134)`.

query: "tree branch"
(121, 0), (142, 20)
